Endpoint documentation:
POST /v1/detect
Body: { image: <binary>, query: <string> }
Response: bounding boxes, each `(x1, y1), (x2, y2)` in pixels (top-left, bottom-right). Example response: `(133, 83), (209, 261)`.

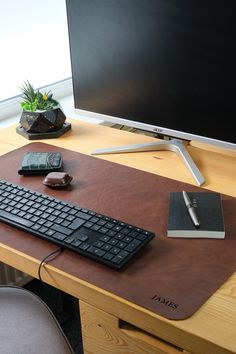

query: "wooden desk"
(0, 119), (236, 354)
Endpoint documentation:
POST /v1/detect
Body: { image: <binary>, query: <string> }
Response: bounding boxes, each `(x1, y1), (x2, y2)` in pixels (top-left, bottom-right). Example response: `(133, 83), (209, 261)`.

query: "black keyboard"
(0, 180), (155, 269)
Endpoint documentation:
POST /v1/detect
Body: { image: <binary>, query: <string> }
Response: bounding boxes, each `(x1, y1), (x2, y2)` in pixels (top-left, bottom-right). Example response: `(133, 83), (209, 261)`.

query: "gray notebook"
(167, 192), (225, 238)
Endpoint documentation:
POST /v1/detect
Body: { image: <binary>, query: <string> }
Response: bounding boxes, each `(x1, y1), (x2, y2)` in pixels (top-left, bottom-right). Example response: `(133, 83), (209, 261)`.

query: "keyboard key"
(52, 232), (67, 241)
(75, 211), (91, 220)
(72, 240), (81, 247)
(88, 246), (105, 257)
(79, 243), (90, 250)
(112, 251), (129, 264)
(69, 218), (86, 230)
(125, 240), (142, 252)
(76, 233), (89, 242)
(52, 224), (73, 236)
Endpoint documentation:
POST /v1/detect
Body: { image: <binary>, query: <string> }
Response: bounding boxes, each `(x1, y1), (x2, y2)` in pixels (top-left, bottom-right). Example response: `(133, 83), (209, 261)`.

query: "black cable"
(38, 247), (64, 282)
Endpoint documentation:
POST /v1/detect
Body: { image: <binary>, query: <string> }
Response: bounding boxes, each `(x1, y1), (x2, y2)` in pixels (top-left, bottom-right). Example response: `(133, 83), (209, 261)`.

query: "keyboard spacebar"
(0, 210), (33, 228)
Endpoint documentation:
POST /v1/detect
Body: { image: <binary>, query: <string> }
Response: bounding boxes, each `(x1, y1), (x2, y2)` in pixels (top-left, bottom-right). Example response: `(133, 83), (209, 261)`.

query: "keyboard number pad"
(81, 220), (152, 266)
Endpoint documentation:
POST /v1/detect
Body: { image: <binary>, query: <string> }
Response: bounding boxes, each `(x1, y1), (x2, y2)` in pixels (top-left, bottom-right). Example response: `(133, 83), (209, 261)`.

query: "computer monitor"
(66, 0), (236, 185)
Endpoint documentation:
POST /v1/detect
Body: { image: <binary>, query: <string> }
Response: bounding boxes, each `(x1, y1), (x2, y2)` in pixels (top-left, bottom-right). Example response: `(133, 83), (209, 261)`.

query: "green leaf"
(19, 80), (59, 111)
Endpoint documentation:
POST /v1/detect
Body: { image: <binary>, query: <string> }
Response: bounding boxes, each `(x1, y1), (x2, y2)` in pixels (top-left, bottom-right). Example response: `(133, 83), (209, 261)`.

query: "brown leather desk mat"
(0, 142), (236, 320)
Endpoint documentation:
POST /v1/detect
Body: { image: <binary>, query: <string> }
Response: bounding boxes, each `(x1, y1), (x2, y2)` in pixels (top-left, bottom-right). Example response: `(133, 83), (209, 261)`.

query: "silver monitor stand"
(91, 138), (205, 186)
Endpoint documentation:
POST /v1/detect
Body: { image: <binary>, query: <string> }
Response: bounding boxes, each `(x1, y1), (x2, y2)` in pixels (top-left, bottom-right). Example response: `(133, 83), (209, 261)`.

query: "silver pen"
(182, 191), (200, 228)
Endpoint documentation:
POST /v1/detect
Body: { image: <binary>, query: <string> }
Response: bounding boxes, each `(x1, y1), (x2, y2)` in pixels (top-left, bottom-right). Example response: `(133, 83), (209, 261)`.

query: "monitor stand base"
(91, 139), (205, 186)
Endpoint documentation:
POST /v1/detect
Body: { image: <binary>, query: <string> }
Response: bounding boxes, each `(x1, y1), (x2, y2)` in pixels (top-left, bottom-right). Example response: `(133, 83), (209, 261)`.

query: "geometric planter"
(16, 106), (71, 140)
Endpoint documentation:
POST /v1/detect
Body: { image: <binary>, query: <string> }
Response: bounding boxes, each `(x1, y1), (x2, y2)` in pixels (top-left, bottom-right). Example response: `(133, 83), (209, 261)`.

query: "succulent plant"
(19, 80), (59, 112)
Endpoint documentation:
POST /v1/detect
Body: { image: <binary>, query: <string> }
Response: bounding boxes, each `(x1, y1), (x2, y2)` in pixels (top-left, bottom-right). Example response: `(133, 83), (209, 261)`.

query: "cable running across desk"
(0, 180), (155, 269)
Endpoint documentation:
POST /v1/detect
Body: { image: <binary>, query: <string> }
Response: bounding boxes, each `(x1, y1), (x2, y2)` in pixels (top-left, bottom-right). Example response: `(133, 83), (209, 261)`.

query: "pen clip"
(182, 191), (200, 228)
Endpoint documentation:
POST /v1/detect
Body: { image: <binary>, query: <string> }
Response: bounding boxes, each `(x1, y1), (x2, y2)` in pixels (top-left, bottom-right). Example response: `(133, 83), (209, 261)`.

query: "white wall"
(0, 0), (71, 101)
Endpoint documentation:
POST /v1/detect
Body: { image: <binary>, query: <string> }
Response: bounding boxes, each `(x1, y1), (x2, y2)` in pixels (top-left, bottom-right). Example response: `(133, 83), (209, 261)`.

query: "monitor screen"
(66, 0), (236, 152)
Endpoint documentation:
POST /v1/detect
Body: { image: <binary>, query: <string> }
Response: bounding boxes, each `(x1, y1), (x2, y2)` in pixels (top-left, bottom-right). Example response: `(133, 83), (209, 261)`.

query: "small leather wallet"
(43, 172), (73, 188)
(18, 152), (63, 175)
